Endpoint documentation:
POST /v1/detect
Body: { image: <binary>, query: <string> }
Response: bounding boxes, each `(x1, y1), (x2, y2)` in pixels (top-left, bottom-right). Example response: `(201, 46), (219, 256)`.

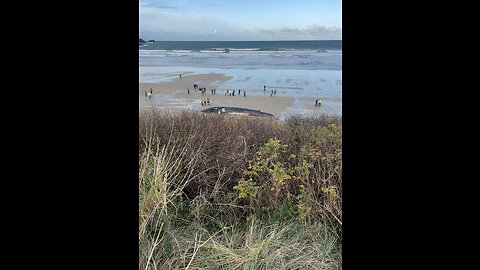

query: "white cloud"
(140, 6), (241, 40)
(139, 5), (341, 40)
(257, 25), (341, 40)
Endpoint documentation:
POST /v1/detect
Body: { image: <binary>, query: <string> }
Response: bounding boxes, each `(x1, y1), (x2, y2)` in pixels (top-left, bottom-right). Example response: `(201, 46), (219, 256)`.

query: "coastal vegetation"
(139, 110), (342, 269)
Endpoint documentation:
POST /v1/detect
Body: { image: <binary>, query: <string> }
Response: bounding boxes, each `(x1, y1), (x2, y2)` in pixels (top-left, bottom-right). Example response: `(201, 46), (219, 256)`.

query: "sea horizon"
(140, 39), (342, 41)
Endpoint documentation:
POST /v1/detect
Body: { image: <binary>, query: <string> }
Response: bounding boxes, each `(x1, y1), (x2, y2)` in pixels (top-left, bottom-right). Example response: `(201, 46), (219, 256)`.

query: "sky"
(139, 0), (342, 41)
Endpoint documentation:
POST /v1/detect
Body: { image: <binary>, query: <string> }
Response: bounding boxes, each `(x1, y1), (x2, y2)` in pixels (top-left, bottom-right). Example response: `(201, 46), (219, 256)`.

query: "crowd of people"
(192, 86), (218, 96)
(189, 83), (280, 100)
(223, 89), (247, 97)
(145, 81), (326, 111)
(144, 83), (284, 107)
(146, 83), (284, 105)
(189, 83), (281, 107)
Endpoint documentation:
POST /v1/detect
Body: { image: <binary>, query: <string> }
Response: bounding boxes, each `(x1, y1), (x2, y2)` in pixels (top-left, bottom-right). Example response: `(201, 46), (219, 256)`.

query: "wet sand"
(300, 97), (342, 103)
(139, 73), (340, 117)
(139, 73), (295, 117)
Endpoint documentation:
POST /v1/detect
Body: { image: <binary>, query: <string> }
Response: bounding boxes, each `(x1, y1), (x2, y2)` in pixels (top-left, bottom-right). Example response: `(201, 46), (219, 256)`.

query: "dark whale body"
(201, 107), (274, 117)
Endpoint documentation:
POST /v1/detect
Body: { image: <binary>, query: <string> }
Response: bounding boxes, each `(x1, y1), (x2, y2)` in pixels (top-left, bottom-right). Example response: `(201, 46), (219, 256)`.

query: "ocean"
(139, 40), (342, 115)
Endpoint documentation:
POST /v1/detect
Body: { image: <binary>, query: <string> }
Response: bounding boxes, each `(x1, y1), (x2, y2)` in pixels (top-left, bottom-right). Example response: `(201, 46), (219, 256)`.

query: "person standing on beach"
(207, 98), (210, 105)
(147, 92), (152, 99)
(243, 90), (246, 97)
(179, 74), (182, 78)
(238, 89), (241, 95)
(232, 90), (235, 97)
(187, 87), (190, 94)
(144, 90), (147, 97)
(315, 99), (318, 107)
(264, 85), (266, 93)
(274, 89), (277, 96)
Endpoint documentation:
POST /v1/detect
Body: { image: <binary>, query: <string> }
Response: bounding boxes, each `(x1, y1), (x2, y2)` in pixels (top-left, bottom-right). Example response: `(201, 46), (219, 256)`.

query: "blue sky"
(140, 0), (342, 41)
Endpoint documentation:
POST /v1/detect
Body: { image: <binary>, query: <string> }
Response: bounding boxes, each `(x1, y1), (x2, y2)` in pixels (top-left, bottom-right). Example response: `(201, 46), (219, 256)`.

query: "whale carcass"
(201, 107), (274, 117)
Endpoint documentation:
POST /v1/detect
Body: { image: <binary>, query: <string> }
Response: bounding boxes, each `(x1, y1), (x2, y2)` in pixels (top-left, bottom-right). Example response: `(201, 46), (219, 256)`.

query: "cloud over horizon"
(141, 3), (177, 9)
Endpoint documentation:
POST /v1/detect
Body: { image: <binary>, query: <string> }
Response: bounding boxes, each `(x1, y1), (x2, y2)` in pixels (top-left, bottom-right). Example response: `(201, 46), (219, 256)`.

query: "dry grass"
(139, 109), (342, 269)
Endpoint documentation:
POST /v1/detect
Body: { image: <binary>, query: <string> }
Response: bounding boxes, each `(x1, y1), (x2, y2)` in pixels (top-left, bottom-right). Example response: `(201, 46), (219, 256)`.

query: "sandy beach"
(139, 73), (295, 116)
(139, 72), (341, 118)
